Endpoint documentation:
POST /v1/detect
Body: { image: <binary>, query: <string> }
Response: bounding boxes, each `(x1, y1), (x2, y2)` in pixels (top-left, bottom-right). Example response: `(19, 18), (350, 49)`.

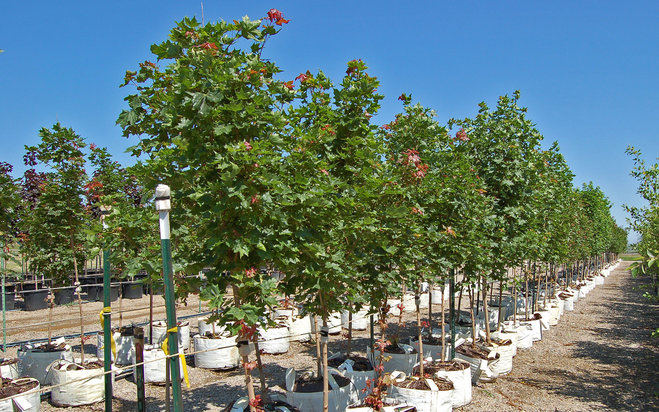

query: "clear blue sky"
(1, 1), (657, 242)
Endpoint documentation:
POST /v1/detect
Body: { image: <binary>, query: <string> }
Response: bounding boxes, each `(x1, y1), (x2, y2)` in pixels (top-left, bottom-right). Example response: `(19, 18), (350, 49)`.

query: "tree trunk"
(482, 276), (492, 346)
(440, 282), (445, 361)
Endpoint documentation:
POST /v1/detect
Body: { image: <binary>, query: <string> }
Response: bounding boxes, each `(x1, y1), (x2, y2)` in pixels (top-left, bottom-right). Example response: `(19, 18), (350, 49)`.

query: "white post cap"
(154, 184), (171, 211)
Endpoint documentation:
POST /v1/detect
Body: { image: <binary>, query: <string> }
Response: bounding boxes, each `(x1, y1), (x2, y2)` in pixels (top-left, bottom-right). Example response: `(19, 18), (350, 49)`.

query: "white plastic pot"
(367, 345), (418, 375)
(97, 331), (135, 366)
(49, 360), (105, 407)
(389, 373), (453, 412)
(402, 293), (429, 312)
(311, 313), (342, 335)
(0, 378), (40, 412)
(433, 360), (472, 407)
(386, 299), (402, 316)
(411, 339), (443, 361)
(17, 344), (74, 384)
(454, 349), (499, 384)
(491, 329), (518, 356)
(193, 333), (240, 370)
(285, 368), (351, 412)
(330, 358), (376, 404)
(258, 324), (290, 354)
(288, 314), (312, 342)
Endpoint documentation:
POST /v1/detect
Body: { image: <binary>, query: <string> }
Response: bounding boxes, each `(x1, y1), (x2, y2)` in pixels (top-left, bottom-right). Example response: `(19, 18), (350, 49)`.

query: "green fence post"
(100, 206), (113, 412)
(155, 184), (183, 412)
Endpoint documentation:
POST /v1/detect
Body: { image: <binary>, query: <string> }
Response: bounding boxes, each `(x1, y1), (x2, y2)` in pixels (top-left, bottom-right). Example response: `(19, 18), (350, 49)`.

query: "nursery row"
(0, 260), (621, 411)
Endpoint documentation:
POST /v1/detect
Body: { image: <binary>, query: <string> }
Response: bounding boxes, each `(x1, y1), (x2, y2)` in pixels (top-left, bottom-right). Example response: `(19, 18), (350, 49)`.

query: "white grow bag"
(311, 313), (342, 335)
(194, 334), (239, 370)
(433, 360), (472, 407)
(330, 357), (376, 404)
(197, 317), (225, 337)
(520, 319), (542, 341)
(258, 325), (290, 354)
(97, 331), (135, 365)
(388, 372), (453, 412)
(534, 310), (551, 331)
(0, 359), (19, 380)
(139, 345), (183, 384)
(285, 368), (351, 412)
(0, 378), (40, 412)
(148, 320), (190, 351)
(491, 329), (518, 356)
(49, 359), (106, 407)
(341, 309), (370, 331)
(387, 299), (402, 317)
(411, 339), (443, 361)
(487, 342), (514, 375)
(368, 345), (418, 375)
(18, 342), (74, 385)
(288, 314), (312, 342)
(402, 293), (429, 312)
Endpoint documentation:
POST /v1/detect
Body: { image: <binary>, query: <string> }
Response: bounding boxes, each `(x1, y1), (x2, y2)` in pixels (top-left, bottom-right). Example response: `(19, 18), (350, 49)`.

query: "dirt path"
(466, 261), (659, 412)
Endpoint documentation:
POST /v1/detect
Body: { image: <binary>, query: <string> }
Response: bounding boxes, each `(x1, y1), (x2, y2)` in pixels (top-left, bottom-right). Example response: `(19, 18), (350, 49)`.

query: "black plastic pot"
(54, 287), (76, 305)
(23, 290), (49, 311)
(21, 282), (41, 291)
(122, 282), (143, 299)
(86, 285), (101, 302)
(2, 293), (15, 310)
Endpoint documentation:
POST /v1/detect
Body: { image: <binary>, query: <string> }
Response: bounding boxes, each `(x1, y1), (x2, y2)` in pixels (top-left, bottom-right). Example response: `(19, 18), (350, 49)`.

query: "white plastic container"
(520, 319), (542, 341)
(367, 345), (418, 375)
(341, 309), (370, 331)
(140, 344), (184, 384)
(193, 333), (240, 370)
(0, 358), (19, 380)
(487, 342), (514, 375)
(197, 317), (225, 336)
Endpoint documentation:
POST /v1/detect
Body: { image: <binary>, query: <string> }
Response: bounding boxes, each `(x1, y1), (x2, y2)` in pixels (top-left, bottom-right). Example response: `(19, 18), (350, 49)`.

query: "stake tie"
(99, 307), (117, 358)
(161, 326), (190, 388)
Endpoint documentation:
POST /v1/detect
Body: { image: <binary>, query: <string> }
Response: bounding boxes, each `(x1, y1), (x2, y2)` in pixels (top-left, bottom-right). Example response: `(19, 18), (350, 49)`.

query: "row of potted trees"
(0, 8), (628, 411)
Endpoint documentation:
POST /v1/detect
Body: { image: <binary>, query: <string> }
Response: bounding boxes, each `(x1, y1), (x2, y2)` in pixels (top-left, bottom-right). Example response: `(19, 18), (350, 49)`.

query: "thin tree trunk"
(71, 235), (84, 363)
(440, 282), (446, 361)
(482, 276), (492, 346)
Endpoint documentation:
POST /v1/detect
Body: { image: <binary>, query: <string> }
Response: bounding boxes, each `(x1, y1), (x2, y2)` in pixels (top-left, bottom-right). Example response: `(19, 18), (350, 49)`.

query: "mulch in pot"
(327, 355), (373, 371)
(411, 335), (442, 345)
(27, 342), (67, 352)
(413, 360), (469, 375)
(0, 378), (38, 400)
(383, 344), (417, 355)
(0, 358), (18, 367)
(55, 360), (104, 371)
(394, 375), (453, 391)
(293, 373), (351, 393)
(456, 344), (499, 361)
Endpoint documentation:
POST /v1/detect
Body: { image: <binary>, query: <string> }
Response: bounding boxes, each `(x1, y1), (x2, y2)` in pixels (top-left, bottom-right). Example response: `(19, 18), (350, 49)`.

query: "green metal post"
(101, 207), (113, 412)
(1, 244), (6, 353)
(155, 185), (183, 412)
(449, 268), (456, 359)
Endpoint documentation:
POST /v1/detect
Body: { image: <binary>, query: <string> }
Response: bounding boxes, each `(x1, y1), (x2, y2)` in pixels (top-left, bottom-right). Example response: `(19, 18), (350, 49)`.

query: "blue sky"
(1, 1), (657, 242)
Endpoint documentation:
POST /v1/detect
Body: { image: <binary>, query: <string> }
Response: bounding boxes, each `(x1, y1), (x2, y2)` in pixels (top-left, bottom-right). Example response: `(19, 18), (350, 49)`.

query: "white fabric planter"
(331, 359), (376, 404)
(0, 359), (19, 379)
(288, 314), (312, 342)
(49, 360), (105, 407)
(389, 376), (452, 412)
(534, 311), (551, 331)
(411, 340), (443, 361)
(197, 317), (224, 336)
(548, 305), (561, 326)
(311, 313), (342, 335)
(97, 331), (135, 366)
(148, 320), (190, 351)
(487, 342), (513, 375)
(491, 330), (518, 356)
(454, 350), (499, 384)
(595, 276), (604, 285)
(0, 378), (40, 412)
(433, 361), (472, 407)
(193, 334), (239, 370)
(139, 345), (183, 384)
(520, 319), (542, 341)
(368, 346), (418, 375)
(387, 299), (402, 316)
(285, 368), (351, 412)
(258, 325), (290, 354)
(273, 307), (297, 321)
(430, 285), (448, 303)
(402, 293), (429, 312)
(18, 344), (74, 385)
(341, 309), (370, 331)
(564, 296), (575, 311)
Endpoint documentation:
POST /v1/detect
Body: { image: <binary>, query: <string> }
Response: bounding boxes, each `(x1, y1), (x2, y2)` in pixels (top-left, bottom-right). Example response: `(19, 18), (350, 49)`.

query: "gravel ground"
(3, 261), (657, 411)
